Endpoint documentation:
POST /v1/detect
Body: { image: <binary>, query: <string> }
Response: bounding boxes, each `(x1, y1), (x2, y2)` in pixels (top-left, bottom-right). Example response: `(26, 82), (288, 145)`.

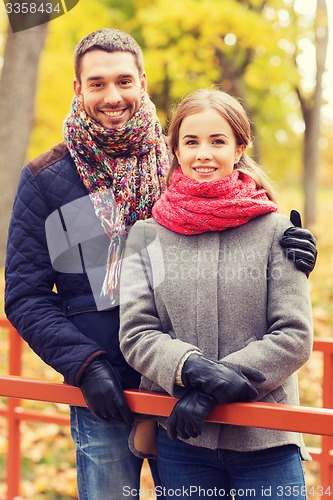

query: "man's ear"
(73, 78), (82, 99)
(141, 72), (147, 92)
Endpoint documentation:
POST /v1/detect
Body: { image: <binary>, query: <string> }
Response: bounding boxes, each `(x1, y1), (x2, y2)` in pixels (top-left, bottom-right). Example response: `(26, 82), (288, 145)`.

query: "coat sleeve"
(221, 214), (313, 398)
(119, 221), (199, 396)
(5, 167), (105, 386)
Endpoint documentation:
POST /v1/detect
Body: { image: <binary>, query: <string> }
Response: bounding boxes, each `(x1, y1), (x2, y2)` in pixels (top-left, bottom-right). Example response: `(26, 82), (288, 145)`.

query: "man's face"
(73, 50), (147, 129)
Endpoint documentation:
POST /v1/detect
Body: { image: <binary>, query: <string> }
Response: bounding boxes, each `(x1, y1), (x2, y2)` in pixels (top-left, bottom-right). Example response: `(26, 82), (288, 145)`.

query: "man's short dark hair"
(74, 28), (144, 82)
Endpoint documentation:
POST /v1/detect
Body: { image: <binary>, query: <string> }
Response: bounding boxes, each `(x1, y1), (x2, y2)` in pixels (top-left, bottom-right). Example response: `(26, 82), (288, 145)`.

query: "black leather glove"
(79, 357), (135, 424)
(280, 210), (317, 276)
(167, 389), (216, 440)
(181, 354), (264, 404)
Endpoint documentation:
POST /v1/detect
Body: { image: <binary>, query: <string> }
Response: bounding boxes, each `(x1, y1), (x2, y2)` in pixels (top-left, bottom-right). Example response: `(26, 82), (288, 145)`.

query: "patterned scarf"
(63, 91), (168, 303)
(152, 168), (277, 234)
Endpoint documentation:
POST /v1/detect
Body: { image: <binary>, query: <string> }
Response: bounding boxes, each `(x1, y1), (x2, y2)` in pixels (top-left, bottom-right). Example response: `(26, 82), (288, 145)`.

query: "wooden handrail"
(1, 374), (333, 436)
(2, 317), (333, 497)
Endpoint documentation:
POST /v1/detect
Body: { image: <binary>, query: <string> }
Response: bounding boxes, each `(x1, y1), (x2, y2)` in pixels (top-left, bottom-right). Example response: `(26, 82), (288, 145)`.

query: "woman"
(119, 89), (313, 499)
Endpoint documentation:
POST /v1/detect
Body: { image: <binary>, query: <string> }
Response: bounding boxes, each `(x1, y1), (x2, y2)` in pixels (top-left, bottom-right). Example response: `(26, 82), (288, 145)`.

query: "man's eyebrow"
(86, 73), (135, 82)
(86, 75), (104, 81)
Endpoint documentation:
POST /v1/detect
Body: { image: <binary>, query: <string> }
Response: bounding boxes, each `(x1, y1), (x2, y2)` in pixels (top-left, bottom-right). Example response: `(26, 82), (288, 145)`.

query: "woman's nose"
(195, 147), (213, 160)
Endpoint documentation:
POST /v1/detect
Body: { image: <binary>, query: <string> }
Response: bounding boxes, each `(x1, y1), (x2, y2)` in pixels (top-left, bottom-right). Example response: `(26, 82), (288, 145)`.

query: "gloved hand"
(181, 354), (265, 404)
(79, 356), (134, 424)
(167, 389), (216, 440)
(280, 210), (317, 276)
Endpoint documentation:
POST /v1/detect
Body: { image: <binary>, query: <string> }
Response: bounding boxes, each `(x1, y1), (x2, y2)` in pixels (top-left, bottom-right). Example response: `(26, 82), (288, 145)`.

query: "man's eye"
(119, 80), (132, 86)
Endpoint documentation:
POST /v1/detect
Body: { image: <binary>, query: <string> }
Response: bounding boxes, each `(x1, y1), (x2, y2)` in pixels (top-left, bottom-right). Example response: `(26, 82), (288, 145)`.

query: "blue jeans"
(157, 427), (307, 499)
(70, 406), (162, 499)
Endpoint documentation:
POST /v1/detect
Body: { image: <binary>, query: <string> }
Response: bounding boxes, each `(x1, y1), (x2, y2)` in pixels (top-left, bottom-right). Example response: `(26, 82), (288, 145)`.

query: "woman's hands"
(181, 353), (264, 404)
(167, 389), (216, 440)
(166, 354), (266, 441)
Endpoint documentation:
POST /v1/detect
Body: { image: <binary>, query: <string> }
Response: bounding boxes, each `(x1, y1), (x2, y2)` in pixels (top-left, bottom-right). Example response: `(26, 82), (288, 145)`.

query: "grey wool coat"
(119, 212), (313, 458)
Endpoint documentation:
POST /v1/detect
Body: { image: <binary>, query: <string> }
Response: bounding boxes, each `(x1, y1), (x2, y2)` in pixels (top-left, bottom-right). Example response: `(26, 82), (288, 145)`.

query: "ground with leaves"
(0, 186), (332, 499)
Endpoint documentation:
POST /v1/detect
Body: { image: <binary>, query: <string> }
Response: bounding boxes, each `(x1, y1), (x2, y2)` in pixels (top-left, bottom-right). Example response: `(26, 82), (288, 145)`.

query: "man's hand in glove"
(181, 353), (265, 404)
(167, 389), (216, 440)
(280, 210), (317, 276)
(79, 356), (134, 424)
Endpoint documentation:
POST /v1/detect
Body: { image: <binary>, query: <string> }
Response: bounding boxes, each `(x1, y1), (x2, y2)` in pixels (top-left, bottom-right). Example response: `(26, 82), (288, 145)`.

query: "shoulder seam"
(27, 143), (70, 176)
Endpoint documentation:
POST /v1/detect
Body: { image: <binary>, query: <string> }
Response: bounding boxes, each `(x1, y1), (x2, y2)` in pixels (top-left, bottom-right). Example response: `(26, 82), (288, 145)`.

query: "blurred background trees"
(0, 1), (332, 496)
(0, 0), (331, 264)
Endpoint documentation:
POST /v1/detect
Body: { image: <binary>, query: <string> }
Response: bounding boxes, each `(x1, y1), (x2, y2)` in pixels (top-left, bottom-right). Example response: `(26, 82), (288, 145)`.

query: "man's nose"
(103, 85), (122, 105)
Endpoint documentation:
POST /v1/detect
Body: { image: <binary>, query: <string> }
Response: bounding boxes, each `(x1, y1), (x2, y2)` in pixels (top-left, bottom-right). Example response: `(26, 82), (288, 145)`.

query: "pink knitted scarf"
(152, 168), (277, 234)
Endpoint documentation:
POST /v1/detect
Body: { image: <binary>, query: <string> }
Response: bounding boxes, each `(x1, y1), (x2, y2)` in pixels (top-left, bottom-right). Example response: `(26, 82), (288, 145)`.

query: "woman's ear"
(235, 144), (245, 163)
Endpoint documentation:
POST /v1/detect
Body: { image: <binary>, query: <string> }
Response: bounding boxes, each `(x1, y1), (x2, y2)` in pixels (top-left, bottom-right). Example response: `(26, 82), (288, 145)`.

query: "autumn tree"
(0, 20), (49, 265)
(104, 0), (329, 224)
(112, 0), (302, 170)
(295, 0), (329, 226)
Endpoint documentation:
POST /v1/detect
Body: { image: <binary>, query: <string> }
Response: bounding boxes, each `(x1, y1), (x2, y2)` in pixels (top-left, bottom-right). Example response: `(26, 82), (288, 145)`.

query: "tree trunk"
(0, 23), (48, 266)
(214, 45), (261, 160)
(298, 0), (328, 227)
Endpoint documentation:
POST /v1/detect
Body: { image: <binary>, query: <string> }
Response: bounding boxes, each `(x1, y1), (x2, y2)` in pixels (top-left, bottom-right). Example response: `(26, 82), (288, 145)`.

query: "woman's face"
(175, 107), (244, 183)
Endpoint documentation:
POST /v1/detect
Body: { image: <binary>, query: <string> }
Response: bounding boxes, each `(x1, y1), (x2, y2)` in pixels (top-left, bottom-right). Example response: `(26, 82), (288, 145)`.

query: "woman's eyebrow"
(182, 133), (228, 139)
(210, 133), (228, 138)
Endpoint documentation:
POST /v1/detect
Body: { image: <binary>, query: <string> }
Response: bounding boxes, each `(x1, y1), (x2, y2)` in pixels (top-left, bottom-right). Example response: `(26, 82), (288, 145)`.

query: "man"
(5, 28), (168, 499)
(5, 28), (317, 499)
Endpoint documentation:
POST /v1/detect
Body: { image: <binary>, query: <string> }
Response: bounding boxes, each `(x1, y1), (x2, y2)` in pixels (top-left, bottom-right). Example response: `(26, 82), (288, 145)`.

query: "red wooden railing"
(1, 317), (333, 499)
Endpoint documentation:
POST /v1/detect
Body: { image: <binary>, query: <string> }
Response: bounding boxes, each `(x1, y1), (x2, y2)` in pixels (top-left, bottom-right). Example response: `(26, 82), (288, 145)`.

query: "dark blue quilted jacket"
(5, 142), (141, 388)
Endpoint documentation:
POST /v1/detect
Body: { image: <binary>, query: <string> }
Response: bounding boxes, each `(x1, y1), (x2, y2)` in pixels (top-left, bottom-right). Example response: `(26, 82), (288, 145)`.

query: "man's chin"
(100, 115), (128, 130)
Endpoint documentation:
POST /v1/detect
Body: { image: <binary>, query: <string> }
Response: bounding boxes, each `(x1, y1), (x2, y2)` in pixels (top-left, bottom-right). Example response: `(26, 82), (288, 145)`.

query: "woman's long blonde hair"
(167, 89), (277, 203)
